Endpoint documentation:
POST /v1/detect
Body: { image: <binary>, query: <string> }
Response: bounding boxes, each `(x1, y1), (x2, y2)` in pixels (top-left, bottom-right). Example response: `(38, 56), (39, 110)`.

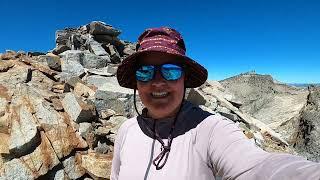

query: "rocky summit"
(0, 22), (319, 179)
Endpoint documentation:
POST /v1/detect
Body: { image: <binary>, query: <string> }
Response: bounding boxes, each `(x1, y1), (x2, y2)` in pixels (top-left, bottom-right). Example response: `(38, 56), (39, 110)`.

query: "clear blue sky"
(1, 0), (319, 83)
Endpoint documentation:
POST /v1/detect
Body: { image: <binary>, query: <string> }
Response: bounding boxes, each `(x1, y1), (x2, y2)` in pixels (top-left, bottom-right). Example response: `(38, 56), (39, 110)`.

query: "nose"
(151, 69), (166, 87)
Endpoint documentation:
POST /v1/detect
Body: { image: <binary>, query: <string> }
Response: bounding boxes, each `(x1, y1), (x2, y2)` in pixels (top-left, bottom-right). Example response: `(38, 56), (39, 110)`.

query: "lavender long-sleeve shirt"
(111, 102), (320, 180)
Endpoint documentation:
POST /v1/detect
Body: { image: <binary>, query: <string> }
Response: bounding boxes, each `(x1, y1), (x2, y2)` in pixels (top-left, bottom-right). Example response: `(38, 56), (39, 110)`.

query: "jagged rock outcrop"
(219, 73), (307, 137)
(0, 21), (136, 179)
(293, 86), (320, 162)
(218, 72), (319, 159)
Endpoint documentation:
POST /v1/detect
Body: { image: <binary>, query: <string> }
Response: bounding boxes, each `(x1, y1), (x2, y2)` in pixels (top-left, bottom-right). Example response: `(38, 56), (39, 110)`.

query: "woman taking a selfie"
(111, 27), (320, 180)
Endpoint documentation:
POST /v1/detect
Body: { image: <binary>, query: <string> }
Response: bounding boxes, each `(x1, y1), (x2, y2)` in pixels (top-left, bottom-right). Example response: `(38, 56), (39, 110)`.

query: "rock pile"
(0, 21), (137, 180)
(0, 22), (319, 179)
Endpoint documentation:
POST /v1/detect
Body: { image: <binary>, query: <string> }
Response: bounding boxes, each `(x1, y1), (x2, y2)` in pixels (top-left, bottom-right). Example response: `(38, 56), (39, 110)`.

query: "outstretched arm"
(200, 114), (320, 180)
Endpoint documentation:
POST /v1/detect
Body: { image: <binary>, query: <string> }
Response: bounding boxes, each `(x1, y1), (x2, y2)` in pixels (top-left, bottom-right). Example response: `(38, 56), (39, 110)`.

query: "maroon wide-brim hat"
(117, 27), (208, 89)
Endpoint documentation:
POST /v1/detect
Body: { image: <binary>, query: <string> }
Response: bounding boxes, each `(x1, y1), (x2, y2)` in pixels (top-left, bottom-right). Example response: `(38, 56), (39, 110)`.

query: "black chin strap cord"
(133, 89), (141, 116)
(133, 88), (186, 170)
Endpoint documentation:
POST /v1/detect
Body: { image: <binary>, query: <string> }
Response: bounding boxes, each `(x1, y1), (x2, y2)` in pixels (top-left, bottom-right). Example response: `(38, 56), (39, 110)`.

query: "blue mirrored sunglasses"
(136, 64), (183, 82)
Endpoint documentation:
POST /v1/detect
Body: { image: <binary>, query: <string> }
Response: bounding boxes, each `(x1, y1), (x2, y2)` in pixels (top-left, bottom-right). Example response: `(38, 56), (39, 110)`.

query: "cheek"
(170, 79), (185, 99)
(137, 83), (149, 100)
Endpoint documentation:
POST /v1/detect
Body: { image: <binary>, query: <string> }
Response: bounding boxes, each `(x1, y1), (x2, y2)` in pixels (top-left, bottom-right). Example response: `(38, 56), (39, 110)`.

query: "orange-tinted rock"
(62, 153), (86, 179)
(0, 132), (9, 154)
(0, 61), (14, 72)
(21, 57), (58, 80)
(0, 50), (18, 60)
(0, 132), (60, 179)
(42, 124), (87, 159)
(74, 83), (95, 98)
(9, 105), (40, 157)
(81, 152), (113, 179)
(51, 98), (64, 111)
(0, 85), (11, 101)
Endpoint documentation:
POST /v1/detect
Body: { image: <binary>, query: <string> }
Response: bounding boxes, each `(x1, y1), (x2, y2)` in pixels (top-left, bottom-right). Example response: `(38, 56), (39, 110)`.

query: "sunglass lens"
(136, 65), (155, 82)
(161, 64), (183, 81)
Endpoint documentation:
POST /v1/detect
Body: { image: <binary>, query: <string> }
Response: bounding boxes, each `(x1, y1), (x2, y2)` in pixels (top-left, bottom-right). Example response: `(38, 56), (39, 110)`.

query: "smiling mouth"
(151, 92), (169, 98)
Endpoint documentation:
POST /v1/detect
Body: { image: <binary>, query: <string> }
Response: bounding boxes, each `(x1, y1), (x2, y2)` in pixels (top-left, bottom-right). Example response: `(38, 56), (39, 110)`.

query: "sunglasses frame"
(135, 63), (185, 82)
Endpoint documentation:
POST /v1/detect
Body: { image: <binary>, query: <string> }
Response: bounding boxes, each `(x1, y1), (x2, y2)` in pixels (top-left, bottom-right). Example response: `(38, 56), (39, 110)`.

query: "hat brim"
(117, 50), (208, 89)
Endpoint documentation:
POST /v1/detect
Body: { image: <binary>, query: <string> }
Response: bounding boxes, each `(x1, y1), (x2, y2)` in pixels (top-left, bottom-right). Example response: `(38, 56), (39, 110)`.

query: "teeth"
(151, 92), (168, 97)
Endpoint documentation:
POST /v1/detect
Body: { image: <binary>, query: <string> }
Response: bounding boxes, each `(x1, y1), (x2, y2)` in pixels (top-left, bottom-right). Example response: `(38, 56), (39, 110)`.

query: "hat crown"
(136, 27), (186, 53)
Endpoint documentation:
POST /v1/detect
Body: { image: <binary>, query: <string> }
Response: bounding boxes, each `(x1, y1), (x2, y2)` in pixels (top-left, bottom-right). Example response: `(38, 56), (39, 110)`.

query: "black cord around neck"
(133, 88), (186, 170)
(133, 89), (141, 116)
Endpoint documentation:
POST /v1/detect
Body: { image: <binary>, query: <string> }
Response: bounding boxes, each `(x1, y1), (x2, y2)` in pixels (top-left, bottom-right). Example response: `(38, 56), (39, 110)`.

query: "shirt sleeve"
(203, 114), (320, 180)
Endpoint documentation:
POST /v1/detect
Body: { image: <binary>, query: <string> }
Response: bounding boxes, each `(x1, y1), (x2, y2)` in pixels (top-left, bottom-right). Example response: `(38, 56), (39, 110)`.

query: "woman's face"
(136, 52), (185, 119)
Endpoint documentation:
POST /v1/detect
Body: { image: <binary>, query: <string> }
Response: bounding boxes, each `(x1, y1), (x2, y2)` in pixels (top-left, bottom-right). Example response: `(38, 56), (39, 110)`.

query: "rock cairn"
(0, 21), (136, 180)
(0, 22), (319, 179)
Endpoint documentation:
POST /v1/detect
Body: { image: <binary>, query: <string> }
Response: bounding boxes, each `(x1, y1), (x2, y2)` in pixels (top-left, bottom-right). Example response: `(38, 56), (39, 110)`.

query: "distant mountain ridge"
(218, 71), (319, 88)
(287, 83), (320, 88)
